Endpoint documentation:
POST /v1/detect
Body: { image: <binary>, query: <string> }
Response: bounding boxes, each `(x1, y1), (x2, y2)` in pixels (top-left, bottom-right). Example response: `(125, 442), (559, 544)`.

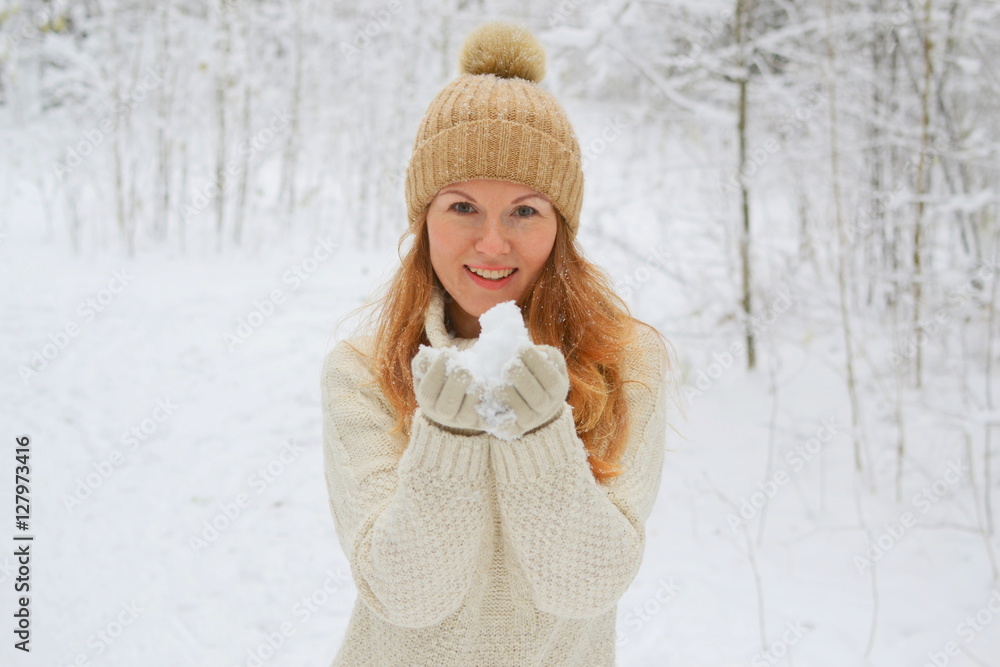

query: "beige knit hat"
(404, 21), (585, 237)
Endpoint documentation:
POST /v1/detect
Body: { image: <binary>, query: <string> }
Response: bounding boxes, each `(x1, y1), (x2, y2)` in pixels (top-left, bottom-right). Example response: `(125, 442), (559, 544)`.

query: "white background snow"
(2, 1), (999, 666)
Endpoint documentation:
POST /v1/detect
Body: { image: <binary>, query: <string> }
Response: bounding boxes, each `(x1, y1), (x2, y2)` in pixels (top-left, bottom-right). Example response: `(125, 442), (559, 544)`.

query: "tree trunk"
(735, 0), (755, 370)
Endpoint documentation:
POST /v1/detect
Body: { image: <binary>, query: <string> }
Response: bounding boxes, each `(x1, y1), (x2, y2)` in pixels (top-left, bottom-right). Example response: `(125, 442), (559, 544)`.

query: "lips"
(465, 265), (517, 290)
(467, 266), (516, 280)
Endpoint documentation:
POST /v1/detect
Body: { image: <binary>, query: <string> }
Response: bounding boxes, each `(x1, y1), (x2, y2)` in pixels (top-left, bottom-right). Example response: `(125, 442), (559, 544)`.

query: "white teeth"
(469, 267), (515, 280)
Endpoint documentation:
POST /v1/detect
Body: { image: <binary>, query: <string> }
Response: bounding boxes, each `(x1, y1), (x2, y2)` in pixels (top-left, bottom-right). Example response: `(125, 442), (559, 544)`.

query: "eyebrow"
(439, 189), (549, 205)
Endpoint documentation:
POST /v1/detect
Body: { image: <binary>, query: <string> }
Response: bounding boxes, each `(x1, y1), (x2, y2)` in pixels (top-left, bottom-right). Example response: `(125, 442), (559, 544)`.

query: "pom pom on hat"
(458, 21), (546, 83)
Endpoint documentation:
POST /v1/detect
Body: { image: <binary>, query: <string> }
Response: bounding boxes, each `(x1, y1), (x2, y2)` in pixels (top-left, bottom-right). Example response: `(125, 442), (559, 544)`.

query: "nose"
(474, 217), (510, 256)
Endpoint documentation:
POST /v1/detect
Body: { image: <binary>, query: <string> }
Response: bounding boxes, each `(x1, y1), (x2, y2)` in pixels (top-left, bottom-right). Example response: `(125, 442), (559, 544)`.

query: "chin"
(446, 275), (528, 318)
(487, 289), (522, 307)
(462, 293), (513, 318)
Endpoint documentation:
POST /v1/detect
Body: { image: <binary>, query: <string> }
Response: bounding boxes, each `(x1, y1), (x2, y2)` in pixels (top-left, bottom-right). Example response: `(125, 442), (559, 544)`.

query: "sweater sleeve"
(320, 338), (494, 629)
(488, 326), (669, 619)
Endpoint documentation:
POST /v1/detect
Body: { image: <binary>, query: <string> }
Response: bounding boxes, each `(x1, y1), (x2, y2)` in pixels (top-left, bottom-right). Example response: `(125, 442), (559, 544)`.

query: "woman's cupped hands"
(411, 344), (570, 440)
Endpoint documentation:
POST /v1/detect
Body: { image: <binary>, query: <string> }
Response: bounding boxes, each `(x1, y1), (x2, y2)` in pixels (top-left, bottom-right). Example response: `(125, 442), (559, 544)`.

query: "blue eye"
(450, 202), (475, 214)
(515, 205), (537, 217)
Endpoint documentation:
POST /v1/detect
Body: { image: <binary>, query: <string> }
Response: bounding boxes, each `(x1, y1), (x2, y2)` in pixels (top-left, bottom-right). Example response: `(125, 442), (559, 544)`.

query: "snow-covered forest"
(2, 0), (999, 664)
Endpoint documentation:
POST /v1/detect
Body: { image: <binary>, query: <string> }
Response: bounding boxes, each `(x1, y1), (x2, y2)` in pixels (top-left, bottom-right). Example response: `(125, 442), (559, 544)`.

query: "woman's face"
(426, 178), (558, 338)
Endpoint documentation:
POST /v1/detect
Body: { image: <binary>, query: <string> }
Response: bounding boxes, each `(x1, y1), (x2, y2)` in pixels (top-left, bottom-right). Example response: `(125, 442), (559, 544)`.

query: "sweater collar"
(425, 287), (478, 351)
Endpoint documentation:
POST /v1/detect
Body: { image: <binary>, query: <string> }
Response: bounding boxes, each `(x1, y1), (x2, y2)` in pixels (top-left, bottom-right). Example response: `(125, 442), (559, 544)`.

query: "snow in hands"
(423, 300), (531, 440)
(448, 301), (530, 385)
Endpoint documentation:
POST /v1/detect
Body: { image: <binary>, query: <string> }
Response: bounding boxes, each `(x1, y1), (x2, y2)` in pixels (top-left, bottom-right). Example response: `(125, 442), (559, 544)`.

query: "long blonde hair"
(347, 209), (661, 483)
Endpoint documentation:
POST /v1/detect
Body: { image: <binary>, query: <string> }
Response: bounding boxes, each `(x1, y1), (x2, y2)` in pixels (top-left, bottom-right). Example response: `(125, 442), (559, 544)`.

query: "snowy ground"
(2, 222), (999, 667)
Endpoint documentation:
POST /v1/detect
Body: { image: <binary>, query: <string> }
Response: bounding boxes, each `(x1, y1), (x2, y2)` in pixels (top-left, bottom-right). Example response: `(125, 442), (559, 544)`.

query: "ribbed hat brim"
(406, 119), (583, 234)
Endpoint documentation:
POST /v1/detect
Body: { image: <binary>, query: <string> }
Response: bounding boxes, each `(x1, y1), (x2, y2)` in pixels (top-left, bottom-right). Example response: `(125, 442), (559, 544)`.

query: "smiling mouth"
(466, 266), (517, 281)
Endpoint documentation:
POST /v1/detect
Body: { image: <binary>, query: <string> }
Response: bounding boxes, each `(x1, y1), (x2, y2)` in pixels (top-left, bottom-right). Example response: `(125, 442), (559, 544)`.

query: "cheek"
(526, 227), (557, 276)
(427, 220), (464, 275)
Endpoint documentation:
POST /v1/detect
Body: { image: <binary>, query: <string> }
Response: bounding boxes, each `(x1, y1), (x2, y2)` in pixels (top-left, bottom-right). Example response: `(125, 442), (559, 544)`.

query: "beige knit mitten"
(411, 347), (485, 433)
(495, 345), (570, 440)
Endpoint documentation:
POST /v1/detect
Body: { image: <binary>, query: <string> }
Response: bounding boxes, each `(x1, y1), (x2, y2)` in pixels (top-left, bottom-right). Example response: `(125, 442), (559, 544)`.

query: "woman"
(321, 21), (671, 666)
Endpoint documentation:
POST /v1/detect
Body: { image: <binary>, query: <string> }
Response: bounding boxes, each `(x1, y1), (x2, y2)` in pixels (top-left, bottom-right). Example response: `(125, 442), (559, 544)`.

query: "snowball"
(422, 300), (532, 440)
(447, 300), (531, 385)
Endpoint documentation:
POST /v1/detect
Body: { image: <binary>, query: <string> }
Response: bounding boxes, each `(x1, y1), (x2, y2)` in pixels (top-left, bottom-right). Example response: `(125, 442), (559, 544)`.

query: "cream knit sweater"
(320, 289), (668, 666)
